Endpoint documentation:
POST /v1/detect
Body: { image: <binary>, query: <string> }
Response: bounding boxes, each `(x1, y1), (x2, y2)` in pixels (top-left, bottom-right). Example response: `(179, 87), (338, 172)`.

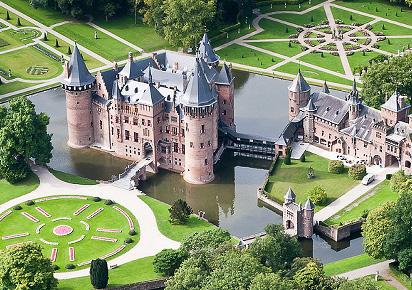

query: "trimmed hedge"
(328, 160), (345, 174)
(348, 164), (367, 180)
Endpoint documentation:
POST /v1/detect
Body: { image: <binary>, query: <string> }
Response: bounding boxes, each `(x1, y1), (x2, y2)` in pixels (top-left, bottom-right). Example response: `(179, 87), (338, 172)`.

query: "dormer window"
(134, 87), (138, 93)
(125, 85), (129, 91)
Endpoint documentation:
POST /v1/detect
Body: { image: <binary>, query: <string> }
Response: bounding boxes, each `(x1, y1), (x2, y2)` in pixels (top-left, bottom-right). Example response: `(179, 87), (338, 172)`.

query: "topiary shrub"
(284, 154), (291, 165)
(153, 248), (188, 276)
(129, 229), (137, 236)
(348, 164), (367, 180)
(328, 160), (345, 174)
(307, 186), (327, 205)
(104, 199), (113, 205)
(17, 18), (21, 26)
(25, 200), (35, 206)
(65, 264), (75, 270)
(13, 205), (22, 210)
(386, 174), (392, 180)
(124, 238), (133, 244)
(90, 259), (108, 289)
(67, 46), (72, 55)
(52, 265), (60, 271)
(169, 199), (193, 224)
(92, 197), (101, 202)
(300, 153), (305, 162)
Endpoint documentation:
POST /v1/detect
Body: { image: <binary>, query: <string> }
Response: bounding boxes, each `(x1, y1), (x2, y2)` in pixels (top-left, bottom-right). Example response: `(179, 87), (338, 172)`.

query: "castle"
(277, 70), (412, 174)
(61, 34), (235, 184)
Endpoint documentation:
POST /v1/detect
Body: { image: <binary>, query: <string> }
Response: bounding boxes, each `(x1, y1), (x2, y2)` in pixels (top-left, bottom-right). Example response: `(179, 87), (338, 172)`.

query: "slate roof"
(322, 81), (330, 94)
(284, 187), (296, 202)
(119, 53), (144, 79)
(381, 91), (410, 112)
(112, 80), (123, 102)
(303, 98), (316, 112)
(303, 199), (315, 210)
(340, 106), (381, 142)
(289, 70), (311, 93)
(101, 69), (118, 98)
(276, 119), (301, 146)
(199, 57), (217, 83)
(215, 63), (234, 85)
(310, 92), (348, 124)
(138, 84), (165, 106)
(198, 33), (220, 65)
(62, 43), (95, 87)
(142, 66), (185, 91)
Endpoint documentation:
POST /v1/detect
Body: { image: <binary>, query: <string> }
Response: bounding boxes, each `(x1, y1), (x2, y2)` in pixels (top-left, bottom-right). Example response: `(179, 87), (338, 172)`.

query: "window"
(143, 128), (149, 137)
(376, 132), (382, 138)
(148, 120), (152, 127)
(173, 142), (178, 153)
(200, 125), (205, 134)
(172, 127), (178, 135)
(200, 143), (204, 149)
(111, 127), (114, 135)
(141, 119), (145, 126)
(223, 110), (227, 116)
(124, 116), (129, 123)
(133, 118), (138, 125)
(290, 107), (294, 112)
(223, 100), (226, 105)
(99, 120), (102, 129)
(190, 142), (193, 148)
(117, 129), (120, 139)
(208, 140), (211, 147)
(186, 123), (189, 132)
(182, 144), (185, 154)
(204, 158), (208, 165)
(125, 130), (130, 141)
(134, 132), (138, 142)
(115, 116), (119, 123)
(171, 116), (177, 123)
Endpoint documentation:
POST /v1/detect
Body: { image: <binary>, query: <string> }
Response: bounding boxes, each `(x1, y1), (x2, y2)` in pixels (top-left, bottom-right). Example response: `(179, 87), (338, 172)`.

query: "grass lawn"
(0, 0), (66, 26)
(0, 172), (39, 204)
(374, 38), (412, 54)
(363, 275), (397, 290)
(140, 195), (215, 242)
(371, 21), (412, 36)
(55, 23), (138, 62)
(275, 62), (353, 86)
(0, 197), (139, 271)
(57, 256), (161, 290)
(0, 30), (26, 52)
(212, 23), (256, 47)
(389, 264), (412, 290)
(94, 16), (170, 52)
(272, 7), (328, 27)
(334, 0), (412, 27)
(50, 169), (98, 185)
(347, 51), (382, 71)
(331, 6), (373, 24)
(324, 253), (385, 276)
(217, 44), (282, 68)
(0, 7), (34, 27)
(250, 41), (304, 57)
(298, 51), (345, 74)
(325, 181), (398, 226)
(259, 0), (326, 13)
(0, 81), (37, 97)
(248, 19), (297, 40)
(264, 152), (358, 210)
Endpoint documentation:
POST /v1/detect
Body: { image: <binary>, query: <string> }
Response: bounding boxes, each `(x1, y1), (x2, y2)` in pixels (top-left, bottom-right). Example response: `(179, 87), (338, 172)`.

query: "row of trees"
(154, 226), (383, 290)
(328, 160), (366, 180)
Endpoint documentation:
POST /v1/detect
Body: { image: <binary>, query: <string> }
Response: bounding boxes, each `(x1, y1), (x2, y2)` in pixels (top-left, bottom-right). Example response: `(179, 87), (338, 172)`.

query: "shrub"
(328, 160), (345, 174)
(124, 238), (133, 244)
(361, 209), (369, 219)
(153, 249), (188, 276)
(348, 164), (367, 180)
(307, 186), (327, 205)
(169, 199), (193, 224)
(104, 199), (113, 205)
(92, 197), (101, 202)
(67, 46), (72, 55)
(129, 229), (137, 236)
(386, 174), (392, 180)
(65, 264), (75, 270)
(52, 265), (60, 271)
(390, 171), (408, 192)
(284, 154), (291, 165)
(43, 33), (48, 41)
(25, 200), (35, 206)
(300, 153), (305, 162)
(55, 39), (59, 48)
(90, 259), (108, 289)
(6, 11), (10, 20)
(17, 18), (21, 26)
(13, 205), (22, 210)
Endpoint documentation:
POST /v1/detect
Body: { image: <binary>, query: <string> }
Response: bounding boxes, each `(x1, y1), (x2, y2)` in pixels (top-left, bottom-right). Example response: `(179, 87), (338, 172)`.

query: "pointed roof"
(138, 83), (165, 106)
(62, 43), (95, 87)
(284, 187), (296, 203)
(303, 98), (316, 112)
(112, 79), (123, 101)
(289, 70), (311, 93)
(381, 91), (410, 112)
(181, 58), (217, 108)
(119, 53), (143, 79)
(303, 199), (315, 210)
(215, 63), (234, 85)
(199, 56), (217, 83)
(322, 81), (330, 94)
(347, 79), (359, 102)
(198, 33), (220, 65)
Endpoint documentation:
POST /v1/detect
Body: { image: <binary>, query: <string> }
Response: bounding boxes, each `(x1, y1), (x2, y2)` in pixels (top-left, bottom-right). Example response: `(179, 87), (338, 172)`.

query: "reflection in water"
(29, 70), (362, 263)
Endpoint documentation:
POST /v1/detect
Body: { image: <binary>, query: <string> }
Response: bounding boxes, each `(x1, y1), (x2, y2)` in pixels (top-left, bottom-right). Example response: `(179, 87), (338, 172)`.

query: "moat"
(29, 70), (363, 264)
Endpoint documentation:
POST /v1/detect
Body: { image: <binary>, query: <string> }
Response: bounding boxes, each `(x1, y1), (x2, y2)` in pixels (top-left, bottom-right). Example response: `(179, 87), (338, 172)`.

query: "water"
(29, 71), (362, 263)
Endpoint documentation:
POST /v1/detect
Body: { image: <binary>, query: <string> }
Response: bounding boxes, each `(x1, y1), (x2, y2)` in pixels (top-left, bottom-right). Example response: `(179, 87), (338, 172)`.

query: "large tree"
(0, 97), (53, 183)
(162, 0), (216, 49)
(0, 243), (58, 290)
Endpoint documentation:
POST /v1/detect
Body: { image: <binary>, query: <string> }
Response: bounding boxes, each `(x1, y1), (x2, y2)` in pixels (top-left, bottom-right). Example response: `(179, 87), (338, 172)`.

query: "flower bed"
(91, 236), (117, 243)
(113, 206), (134, 230)
(69, 247), (75, 262)
(40, 238), (58, 245)
(53, 225), (73, 236)
(2, 232), (29, 240)
(36, 207), (51, 218)
(0, 210), (12, 222)
(36, 223), (46, 234)
(100, 245), (126, 260)
(21, 212), (39, 223)
(96, 228), (122, 233)
(50, 248), (58, 262)
(80, 220), (90, 231)
(73, 204), (90, 216)
(35, 196), (87, 203)
(68, 235), (85, 245)
(86, 208), (104, 220)
(33, 44), (61, 62)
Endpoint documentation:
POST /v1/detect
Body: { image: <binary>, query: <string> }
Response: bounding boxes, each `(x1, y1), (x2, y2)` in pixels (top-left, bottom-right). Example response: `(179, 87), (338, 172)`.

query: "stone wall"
(314, 220), (363, 241)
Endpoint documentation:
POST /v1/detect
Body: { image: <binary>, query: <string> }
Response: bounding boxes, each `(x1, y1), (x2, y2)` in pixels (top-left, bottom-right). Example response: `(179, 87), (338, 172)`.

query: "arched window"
(405, 160), (411, 168)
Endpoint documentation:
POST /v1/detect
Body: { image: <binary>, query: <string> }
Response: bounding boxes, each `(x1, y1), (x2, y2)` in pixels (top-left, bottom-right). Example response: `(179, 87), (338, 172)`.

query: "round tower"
(61, 44), (96, 148)
(182, 59), (217, 184)
(288, 70), (311, 121)
(302, 199), (315, 238)
(348, 80), (361, 121)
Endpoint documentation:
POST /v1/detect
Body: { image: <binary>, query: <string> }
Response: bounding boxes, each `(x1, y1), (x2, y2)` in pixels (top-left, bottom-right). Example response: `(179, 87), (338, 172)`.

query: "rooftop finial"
(148, 65), (153, 84)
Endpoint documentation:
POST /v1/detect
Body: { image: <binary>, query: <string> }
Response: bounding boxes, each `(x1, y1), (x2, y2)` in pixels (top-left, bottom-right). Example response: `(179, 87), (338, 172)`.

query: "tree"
(141, 0), (165, 34)
(284, 154), (291, 165)
(390, 170), (408, 193)
(250, 272), (296, 290)
(338, 277), (381, 290)
(300, 153), (305, 162)
(0, 97), (53, 183)
(30, 0), (48, 8)
(0, 243), (57, 289)
(103, 2), (116, 22)
(162, 0), (216, 49)
(294, 261), (333, 290)
(328, 160), (344, 174)
(153, 248), (188, 276)
(307, 186), (327, 205)
(348, 164), (366, 180)
(169, 198), (193, 224)
(6, 11), (10, 20)
(17, 18), (21, 26)
(362, 202), (395, 259)
(181, 228), (231, 253)
(90, 259), (109, 289)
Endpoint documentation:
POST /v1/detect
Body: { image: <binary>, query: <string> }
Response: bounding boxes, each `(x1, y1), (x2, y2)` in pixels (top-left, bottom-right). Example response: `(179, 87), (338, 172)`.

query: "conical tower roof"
(119, 52), (143, 80)
(112, 79), (123, 101)
(304, 98), (316, 112)
(62, 43), (95, 87)
(216, 63), (233, 85)
(198, 33), (220, 65)
(303, 198), (315, 210)
(284, 187), (296, 203)
(289, 69), (311, 93)
(322, 81), (330, 94)
(347, 79), (359, 102)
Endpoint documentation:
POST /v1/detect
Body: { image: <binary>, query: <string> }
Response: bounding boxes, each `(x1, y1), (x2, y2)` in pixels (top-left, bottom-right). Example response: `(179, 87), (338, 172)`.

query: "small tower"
(322, 81), (330, 94)
(215, 63), (235, 129)
(381, 90), (410, 126)
(181, 59), (217, 184)
(198, 33), (220, 67)
(347, 80), (361, 121)
(288, 69), (311, 121)
(302, 198), (315, 238)
(302, 98), (316, 143)
(118, 52), (142, 86)
(61, 43), (96, 148)
(284, 187), (296, 204)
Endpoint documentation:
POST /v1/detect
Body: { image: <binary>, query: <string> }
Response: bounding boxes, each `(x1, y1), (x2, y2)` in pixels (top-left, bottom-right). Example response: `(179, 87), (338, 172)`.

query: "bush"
(124, 238), (133, 244)
(169, 199), (193, 224)
(52, 265), (60, 271)
(348, 164), (367, 180)
(307, 186), (327, 205)
(90, 259), (108, 289)
(92, 197), (101, 202)
(328, 160), (345, 174)
(386, 174), (392, 180)
(65, 264), (75, 270)
(129, 229), (137, 236)
(284, 154), (291, 165)
(361, 209), (369, 219)
(25, 200), (35, 206)
(300, 154), (305, 162)
(153, 249), (188, 276)
(390, 171), (408, 193)
(104, 199), (113, 205)
(13, 205), (22, 210)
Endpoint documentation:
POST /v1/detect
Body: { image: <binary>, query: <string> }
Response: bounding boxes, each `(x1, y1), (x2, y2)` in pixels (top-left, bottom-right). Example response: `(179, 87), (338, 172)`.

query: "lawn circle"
(53, 225), (73, 236)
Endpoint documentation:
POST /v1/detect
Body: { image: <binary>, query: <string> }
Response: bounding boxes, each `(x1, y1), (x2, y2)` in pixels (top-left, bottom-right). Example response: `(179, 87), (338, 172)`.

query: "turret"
(347, 80), (361, 121)
(302, 198), (315, 238)
(61, 43), (96, 148)
(118, 52), (142, 86)
(381, 90), (410, 126)
(284, 187), (296, 204)
(215, 63), (235, 129)
(322, 81), (330, 94)
(198, 33), (220, 67)
(288, 69), (311, 121)
(302, 98), (316, 143)
(181, 59), (217, 184)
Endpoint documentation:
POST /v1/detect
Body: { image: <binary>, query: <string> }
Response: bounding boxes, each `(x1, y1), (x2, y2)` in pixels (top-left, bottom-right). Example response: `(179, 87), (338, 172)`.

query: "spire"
(322, 81), (330, 94)
(289, 70), (311, 93)
(284, 187), (296, 204)
(304, 98), (316, 112)
(216, 63), (233, 85)
(148, 65), (153, 85)
(62, 43), (95, 87)
(303, 198), (315, 211)
(347, 79), (359, 103)
(119, 52), (142, 80)
(198, 33), (220, 65)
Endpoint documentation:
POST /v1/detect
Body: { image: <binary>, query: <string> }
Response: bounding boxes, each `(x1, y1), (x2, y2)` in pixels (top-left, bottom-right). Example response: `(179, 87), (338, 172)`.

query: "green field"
(217, 44), (282, 68)
(248, 19), (298, 40)
(347, 51), (382, 71)
(259, 0), (326, 13)
(272, 7), (328, 27)
(324, 253), (385, 276)
(0, 197), (139, 271)
(373, 38), (412, 54)
(0, 173), (39, 204)
(0, 7), (34, 27)
(55, 23), (138, 62)
(265, 153), (358, 210)
(50, 169), (98, 185)
(0, 30), (26, 52)
(371, 21), (412, 36)
(250, 41), (304, 57)
(0, 81), (37, 97)
(331, 6), (373, 24)
(299, 51), (345, 74)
